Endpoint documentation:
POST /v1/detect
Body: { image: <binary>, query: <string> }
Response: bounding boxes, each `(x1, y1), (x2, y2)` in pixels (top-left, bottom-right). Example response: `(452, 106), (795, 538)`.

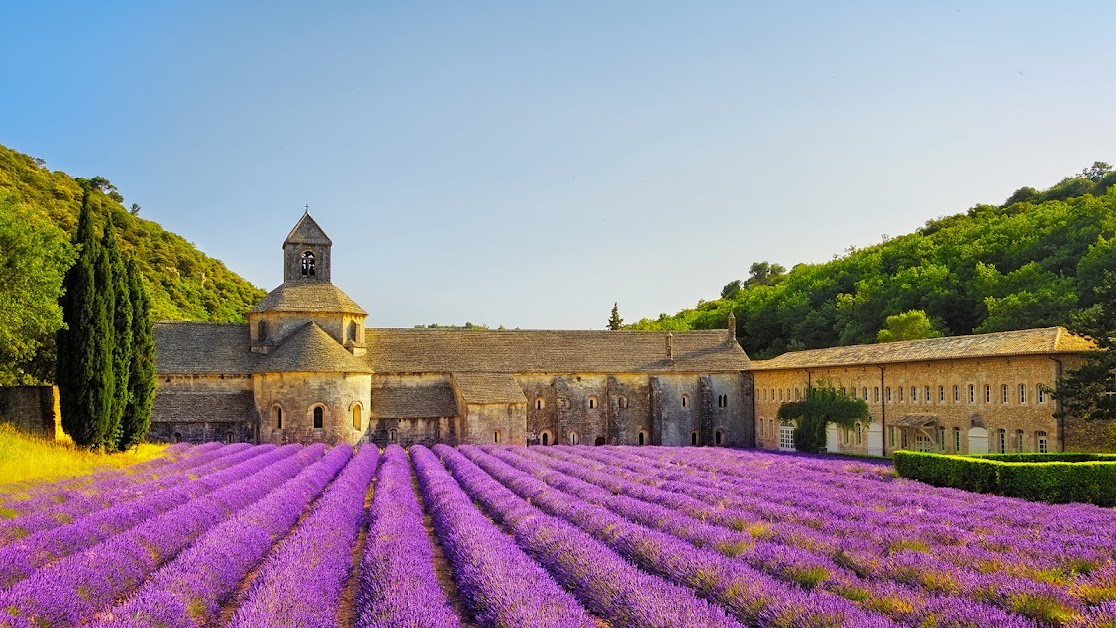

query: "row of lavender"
(459, 444), (1116, 627)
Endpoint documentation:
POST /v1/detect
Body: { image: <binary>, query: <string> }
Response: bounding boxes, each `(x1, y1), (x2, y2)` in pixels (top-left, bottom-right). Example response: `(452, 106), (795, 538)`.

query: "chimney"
(727, 312), (737, 344)
(666, 332), (674, 360)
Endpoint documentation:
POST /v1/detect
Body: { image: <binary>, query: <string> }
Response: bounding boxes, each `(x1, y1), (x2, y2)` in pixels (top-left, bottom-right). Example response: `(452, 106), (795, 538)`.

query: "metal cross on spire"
(303, 203), (310, 214)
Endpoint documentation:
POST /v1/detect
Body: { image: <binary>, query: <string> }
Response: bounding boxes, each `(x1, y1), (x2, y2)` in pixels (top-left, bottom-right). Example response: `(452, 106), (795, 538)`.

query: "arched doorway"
(594, 436), (605, 446)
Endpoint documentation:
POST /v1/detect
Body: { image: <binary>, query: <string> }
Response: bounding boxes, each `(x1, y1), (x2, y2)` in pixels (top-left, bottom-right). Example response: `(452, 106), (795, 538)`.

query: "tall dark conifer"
(103, 220), (131, 449)
(119, 257), (154, 449)
(57, 186), (112, 447)
(90, 212), (116, 448)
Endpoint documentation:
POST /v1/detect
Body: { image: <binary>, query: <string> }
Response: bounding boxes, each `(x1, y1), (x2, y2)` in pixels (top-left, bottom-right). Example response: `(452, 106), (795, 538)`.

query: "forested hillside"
(0, 144), (265, 384)
(630, 162), (1116, 359)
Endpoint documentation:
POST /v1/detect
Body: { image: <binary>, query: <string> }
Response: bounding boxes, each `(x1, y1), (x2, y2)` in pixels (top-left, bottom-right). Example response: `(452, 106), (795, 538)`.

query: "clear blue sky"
(3, 2), (1114, 329)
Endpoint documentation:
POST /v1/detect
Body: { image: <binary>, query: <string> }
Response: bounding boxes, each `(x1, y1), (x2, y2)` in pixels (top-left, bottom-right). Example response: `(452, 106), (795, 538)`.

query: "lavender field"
(1, 443), (1115, 627)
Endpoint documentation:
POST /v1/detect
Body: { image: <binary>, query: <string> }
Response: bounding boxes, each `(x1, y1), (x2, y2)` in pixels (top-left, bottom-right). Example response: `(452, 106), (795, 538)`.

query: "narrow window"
(638, 431), (646, 446)
(301, 251), (316, 276)
(856, 423), (863, 445)
(795, 388), (801, 401)
(897, 386), (903, 402)
(347, 321), (358, 343)
(225, 431), (233, 444)
(691, 431), (698, 446)
(953, 385), (960, 402)
(779, 389), (784, 401)
(587, 396), (598, 410)
(352, 405), (361, 431)
(715, 429), (724, 445)
(954, 427), (961, 453)
(937, 426), (945, 451)
(541, 432), (549, 446)
(494, 431), (500, 444)
(1038, 387), (1047, 403)
(274, 406), (283, 430)
(862, 387), (868, 401)
(390, 428), (398, 443)
(435, 427), (442, 442)
(1001, 384), (1008, 404)
(925, 386), (931, 403)
(258, 320), (269, 341)
(938, 385), (945, 402)
(984, 384), (991, 403)
(1019, 384), (1027, 403)
(1037, 431), (1048, 453)
(681, 394), (690, 408)
(968, 385), (975, 403)
(569, 431), (579, 445)
(910, 386), (916, 402)
(768, 419), (774, 439)
(173, 432), (182, 443)
(998, 429), (1006, 454)
(535, 397), (544, 410)
(874, 387), (880, 403)
(1015, 429), (1024, 452)
(618, 396), (628, 409)
(888, 426), (895, 447)
(886, 387), (892, 402)
(313, 406), (324, 429)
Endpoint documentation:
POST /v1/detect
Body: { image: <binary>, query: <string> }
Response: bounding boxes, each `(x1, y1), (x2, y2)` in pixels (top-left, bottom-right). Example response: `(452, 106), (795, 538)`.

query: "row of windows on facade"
(535, 393), (730, 411)
(888, 426), (1050, 454)
(762, 383), (1048, 405)
(270, 404), (364, 431)
(532, 429), (729, 446)
(256, 320), (360, 343)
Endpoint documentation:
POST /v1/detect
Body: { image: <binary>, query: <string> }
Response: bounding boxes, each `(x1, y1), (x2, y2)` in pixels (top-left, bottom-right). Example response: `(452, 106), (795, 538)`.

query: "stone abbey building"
(151, 214), (1103, 452)
(152, 214), (754, 448)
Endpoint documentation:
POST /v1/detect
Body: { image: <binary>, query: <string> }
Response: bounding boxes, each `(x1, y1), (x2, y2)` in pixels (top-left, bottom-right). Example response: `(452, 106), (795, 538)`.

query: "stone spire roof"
(256, 322), (372, 373)
(250, 282), (367, 315)
(284, 212), (332, 246)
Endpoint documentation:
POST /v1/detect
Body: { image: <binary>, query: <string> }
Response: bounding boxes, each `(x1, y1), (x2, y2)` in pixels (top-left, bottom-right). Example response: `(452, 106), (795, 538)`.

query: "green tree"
(103, 222), (131, 449)
(877, 310), (942, 343)
(1051, 271), (1116, 423)
(57, 187), (113, 448)
(607, 302), (623, 330)
(1079, 161), (1113, 182)
(747, 261), (786, 286)
(119, 257), (154, 450)
(777, 383), (869, 453)
(721, 280), (743, 299)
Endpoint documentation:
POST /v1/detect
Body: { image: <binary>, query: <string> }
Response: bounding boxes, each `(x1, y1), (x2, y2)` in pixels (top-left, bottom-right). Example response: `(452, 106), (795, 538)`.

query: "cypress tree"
(57, 186), (112, 448)
(104, 221), (131, 449)
(90, 211), (116, 448)
(119, 256), (154, 449)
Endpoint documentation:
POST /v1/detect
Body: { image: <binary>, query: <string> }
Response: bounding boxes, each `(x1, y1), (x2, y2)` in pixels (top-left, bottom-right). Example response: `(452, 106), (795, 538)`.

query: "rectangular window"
(886, 387), (892, 402)
(925, 386), (931, 403)
(984, 384), (991, 403)
(910, 386), (917, 402)
(1015, 430), (1024, 452)
(769, 419), (774, 439)
(968, 384), (975, 403)
(915, 434), (933, 452)
(953, 427), (961, 452)
(874, 387), (880, 403)
(888, 426), (895, 447)
(1001, 384), (1008, 403)
(998, 429), (1006, 454)
(779, 389), (783, 401)
(1038, 387), (1047, 403)
(954, 385), (960, 402)
(939, 385), (945, 402)
(863, 387), (869, 401)
(1019, 384), (1027, 403)
(937, 426), (946, 451)
(1037, 431), (1048, 453)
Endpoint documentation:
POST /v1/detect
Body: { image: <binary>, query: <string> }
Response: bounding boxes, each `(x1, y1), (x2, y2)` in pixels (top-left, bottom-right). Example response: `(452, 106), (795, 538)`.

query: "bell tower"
(283, 208), (332, 283)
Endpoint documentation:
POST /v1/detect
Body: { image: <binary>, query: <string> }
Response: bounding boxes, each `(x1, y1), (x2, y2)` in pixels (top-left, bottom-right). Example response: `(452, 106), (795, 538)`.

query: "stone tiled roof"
(151, 390), (258, 423)
(155, 322), (260, 375)
(257, 322), (373, 374)
(250, 282), (367, 314)
(452, 373), (528, 404)
(285, 212), (332, 245)
(751, 327), (1095, 371)
(370, 384), (458, 418)
(363, 329), (749, 373)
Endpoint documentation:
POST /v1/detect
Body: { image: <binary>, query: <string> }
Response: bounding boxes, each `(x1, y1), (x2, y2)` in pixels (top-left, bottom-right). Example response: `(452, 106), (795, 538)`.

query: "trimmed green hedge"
(893, 451), (1116, 507)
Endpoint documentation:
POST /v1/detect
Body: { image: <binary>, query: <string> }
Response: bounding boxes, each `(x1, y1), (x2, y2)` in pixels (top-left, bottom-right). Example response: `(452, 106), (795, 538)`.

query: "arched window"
(313, 406), (324, 430)
(617, 395), (628, 409)
(352, 404), (362, 431)
(225, 431), (233, 444)
(273, 405), (283, 430)
(541, 431), (550, 446)
(348, 321), (358, 343)
(681, 394), (690, 408)
(715, 429), (724, 445)
(535, 397), (544, 410)
(691, 431), (698, 446)
(434, 427), (442, 442)
(638, 431), (646, 446)
(258, 320), (269, 341)
(1019, 384), (1028, 403)
(855, 423), (863, 445)
(997, 428), (1007, 453)
(494, 431), (501, 444)
(173, 432), (182, 443)
(389, 428), (398, 443)
(568, 431), (579, 445)
(301, 250), (316, 276)
(587, 396), (598, 410)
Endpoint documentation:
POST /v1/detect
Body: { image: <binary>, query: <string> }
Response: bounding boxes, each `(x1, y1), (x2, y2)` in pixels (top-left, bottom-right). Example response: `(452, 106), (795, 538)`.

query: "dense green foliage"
(1050, 266), (1116, 424)
(607, 303), (623, 330)
(631, 163), (1116, 359)
(57, 190), (113, 448)
(119, 258), (155, 450)
(876, 309), (942, 343)
(894, 450), (1116, 506)
(777, 383), (869, 453)
(0, 143), (265, 384)
(104, 222), (131, 447)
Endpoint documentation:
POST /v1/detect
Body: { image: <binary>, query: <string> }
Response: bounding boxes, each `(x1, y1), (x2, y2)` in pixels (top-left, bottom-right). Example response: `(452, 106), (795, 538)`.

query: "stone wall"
(150, 374), (257, 444)
(752, 355), (1071, 455)
(253, 371), (371, 446)
(148, 420), (256, 444)
(0, 386), (59, 439)
(464, 403), (528, 446)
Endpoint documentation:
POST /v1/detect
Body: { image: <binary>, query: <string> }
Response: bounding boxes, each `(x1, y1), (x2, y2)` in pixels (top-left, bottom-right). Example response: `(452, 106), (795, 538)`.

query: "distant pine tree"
(57, 186), (112, 448)
(119, 256), (154, 450)
(104, 221), (131, 449)
(607, 302), (623, 330)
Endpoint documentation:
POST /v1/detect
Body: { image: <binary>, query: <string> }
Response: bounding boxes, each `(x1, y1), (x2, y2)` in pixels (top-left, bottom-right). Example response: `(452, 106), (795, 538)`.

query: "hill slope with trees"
(630, 162), (1116, 359)
(0, 144), (265, 384)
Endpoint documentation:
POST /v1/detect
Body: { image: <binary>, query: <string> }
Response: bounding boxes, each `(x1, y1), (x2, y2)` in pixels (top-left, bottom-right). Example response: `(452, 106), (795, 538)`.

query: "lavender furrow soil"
(0, 443), (291, 588)
(436, 444), (742, 628)
(0, 444), (324, 626)
(229, 445), (379, 628)
(0, 442), (257, 546)
(93, 444), (351, 628)
(412, 445), (594, 628)
(352, 445), (459, 627)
